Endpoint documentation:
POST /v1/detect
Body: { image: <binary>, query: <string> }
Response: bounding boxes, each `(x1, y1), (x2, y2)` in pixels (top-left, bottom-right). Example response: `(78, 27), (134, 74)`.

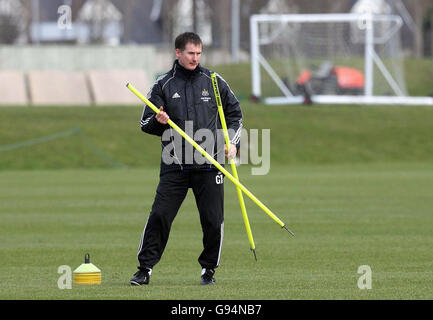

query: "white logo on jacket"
(201, 89), (211, 102)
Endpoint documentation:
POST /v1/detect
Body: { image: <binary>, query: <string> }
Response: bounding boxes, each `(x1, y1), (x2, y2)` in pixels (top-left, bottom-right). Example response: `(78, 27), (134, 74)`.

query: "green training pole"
(126, 83), (294, 236)
(210, 73), (257, 260)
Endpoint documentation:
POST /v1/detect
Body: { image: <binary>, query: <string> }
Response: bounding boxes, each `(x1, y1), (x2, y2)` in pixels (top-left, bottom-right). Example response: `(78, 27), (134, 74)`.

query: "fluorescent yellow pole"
(210, 73), (257, 259)
(126, 83), (294, 236)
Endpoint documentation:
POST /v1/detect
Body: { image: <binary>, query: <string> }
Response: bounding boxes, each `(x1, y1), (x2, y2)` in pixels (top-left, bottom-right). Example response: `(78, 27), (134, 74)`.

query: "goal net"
(250, 14), (433, 105)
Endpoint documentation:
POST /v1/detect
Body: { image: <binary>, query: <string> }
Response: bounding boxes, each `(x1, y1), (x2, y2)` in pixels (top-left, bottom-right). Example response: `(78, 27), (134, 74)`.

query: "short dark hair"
(175, 32), (202, 51)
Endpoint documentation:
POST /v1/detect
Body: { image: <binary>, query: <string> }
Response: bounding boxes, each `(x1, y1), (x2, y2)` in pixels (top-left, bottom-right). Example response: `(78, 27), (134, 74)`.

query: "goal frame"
(250, 13), (433, 106)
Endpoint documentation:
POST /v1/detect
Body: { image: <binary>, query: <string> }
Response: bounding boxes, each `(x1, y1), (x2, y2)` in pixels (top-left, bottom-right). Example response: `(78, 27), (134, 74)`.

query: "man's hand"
(156, 106), (169, 124)
(225, 144), (237, 159)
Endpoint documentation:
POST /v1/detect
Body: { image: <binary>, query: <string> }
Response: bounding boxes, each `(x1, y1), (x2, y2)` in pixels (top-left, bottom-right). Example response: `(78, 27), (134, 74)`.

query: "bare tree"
(72, 0), (87, 18)
(288, 0), (350, 14)
(238, 0), (269, 51)
(0, 15), (20, 44)
(219, 0), (231, 51)
(413, 1), (424, 57)
(430, 7), (433, 59)
(192, 0), (197, 33)
(404, 0), (433, 57)
(209, 0), (223, 49)
(121, 0), (136, 43)
(23, 0), (33, 43)
(161, 0), (176, 44)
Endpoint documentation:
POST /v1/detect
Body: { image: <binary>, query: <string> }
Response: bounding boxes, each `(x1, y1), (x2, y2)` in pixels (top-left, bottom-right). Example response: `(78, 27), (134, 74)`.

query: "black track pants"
(137, 169), (225, 270)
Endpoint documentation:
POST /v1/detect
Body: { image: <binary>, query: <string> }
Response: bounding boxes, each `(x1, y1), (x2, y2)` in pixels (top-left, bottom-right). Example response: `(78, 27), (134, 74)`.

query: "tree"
(120, 0), (136, 43)
(0, 15), (20, 44)
(404, 0), (433, 57)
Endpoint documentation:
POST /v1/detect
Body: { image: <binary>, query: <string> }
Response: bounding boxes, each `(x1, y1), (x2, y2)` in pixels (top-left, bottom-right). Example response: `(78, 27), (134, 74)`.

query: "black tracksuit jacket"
(136, 60), (242, 270)
(140, 60), (243, 173)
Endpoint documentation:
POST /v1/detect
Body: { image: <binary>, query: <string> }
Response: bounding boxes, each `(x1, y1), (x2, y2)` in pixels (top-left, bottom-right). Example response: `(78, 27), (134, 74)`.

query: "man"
(130, 32), (242, 286)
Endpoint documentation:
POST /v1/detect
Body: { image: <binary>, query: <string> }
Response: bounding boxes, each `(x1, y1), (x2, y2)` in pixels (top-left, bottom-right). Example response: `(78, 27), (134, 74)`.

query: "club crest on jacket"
(201, 88), (211, 102)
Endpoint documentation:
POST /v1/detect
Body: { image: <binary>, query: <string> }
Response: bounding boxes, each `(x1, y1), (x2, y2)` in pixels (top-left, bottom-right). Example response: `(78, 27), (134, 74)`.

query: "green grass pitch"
(0, 58), (432, 299)
(0, 163), (432, 299)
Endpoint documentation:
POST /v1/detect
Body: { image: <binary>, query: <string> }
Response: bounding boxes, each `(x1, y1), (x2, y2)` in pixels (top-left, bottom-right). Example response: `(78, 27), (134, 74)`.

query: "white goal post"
(250, 13), (433, 106)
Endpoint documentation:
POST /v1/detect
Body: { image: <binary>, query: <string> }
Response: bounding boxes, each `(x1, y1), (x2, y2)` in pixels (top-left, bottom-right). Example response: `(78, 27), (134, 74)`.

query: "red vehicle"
(294, 61), (365, 96)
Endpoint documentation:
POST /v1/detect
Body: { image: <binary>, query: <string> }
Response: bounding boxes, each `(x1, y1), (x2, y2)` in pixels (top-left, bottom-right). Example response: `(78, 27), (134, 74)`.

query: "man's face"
(176, 42), (202, 70)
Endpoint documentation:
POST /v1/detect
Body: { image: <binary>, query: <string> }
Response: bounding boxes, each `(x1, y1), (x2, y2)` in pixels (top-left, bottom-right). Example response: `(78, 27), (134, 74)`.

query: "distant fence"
(0, 45), (247, 106)
(0, 45), (172, 106)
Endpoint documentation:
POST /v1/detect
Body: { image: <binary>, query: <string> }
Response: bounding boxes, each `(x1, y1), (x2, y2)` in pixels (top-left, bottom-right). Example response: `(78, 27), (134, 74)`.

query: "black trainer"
(200, 268), (216, 285)
(130, 268), (151, 286)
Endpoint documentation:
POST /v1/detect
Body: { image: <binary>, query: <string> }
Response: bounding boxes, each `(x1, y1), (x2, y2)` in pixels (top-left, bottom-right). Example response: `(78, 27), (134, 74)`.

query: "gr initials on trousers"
(137, 169), (225, 270)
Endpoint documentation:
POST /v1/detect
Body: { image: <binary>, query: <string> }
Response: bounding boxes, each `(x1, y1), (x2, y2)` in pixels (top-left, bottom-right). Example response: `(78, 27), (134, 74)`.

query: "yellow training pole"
(126, 83), (294, 236)
(210, 73), (257, 259)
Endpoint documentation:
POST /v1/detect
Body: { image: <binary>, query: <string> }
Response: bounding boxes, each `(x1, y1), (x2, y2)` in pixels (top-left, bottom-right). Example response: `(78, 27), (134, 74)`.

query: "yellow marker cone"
(73, 253), (101, 285)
